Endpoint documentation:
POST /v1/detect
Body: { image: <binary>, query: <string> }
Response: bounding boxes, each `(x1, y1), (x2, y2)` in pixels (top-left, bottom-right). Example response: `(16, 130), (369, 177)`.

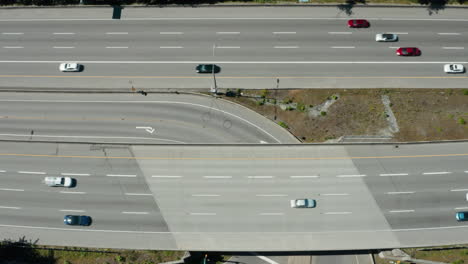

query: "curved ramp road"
(0, 142), (468, 250)
(0, 93), (295, 144)
(0, 7), (467, 89)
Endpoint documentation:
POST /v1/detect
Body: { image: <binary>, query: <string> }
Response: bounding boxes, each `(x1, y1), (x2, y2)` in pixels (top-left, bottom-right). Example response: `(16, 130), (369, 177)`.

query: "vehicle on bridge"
(290, 199), (316, 208)
(347, 19), (370, 28)
(64, 215), (92, 226)
(196, 64), (221, 74)
(44, 176), (73, 187)
(59, 62), (83, 72)
(375, 33), (398, 42)
(444, 64), (465, 74)
(396, 47), (421, 56)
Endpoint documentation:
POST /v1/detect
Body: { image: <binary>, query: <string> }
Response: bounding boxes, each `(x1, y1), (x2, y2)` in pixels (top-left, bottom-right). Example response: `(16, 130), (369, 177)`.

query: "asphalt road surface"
(0, 7), (467, 89)
(0, 92), (296, 144)
(1, 142), (468, 251)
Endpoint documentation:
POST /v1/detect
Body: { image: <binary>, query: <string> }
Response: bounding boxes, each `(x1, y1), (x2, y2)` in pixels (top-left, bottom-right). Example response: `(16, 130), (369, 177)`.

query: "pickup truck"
(44, 176), (72, 187)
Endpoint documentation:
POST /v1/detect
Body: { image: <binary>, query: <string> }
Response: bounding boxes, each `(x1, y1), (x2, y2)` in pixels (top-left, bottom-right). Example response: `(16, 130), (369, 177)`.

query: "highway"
(0, 7), (467, 89)
(0, 93), (295, 144)
(1, 141), (468, 250)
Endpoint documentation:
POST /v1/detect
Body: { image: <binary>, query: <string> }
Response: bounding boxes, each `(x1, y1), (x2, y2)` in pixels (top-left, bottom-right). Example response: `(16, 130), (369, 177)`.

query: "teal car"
(196, 64), (221, 74)
(456, 212), (468, 221)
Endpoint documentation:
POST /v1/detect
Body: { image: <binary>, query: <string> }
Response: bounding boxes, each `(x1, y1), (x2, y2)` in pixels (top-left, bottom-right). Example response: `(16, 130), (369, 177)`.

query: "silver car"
(290, 199), (316, 208)
(444, 64), (465, 74)
(59, 62), (82, 72)
(375, 33), (398, 42)
(44, 176), (73, 187)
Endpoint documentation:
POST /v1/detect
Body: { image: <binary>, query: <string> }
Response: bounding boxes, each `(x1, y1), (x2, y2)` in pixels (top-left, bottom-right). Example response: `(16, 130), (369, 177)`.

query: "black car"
(196, 64), (221, 74)
(64, 215), (92, 226)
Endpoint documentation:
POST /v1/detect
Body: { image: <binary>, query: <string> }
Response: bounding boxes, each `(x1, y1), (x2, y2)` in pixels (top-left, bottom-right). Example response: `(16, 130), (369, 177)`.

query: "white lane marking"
(389, 32), (409, 34)
(0, 188), (24, 192)
(53, 46), (75, 49)
(160, 32), (183, 34)
(60, 191), (86, 194)
(3, 46), (24, 49)
(438, 33), (460, 35)
(0, 170), (5, 172)
(247, 176), (274, 179)
(379, 173), (409, 176)
(450, 189), (468, 192)
(455, 207), (468, 210)
(423, 171), (452, 175)
(60, 209), (85, 212)
(273, 32), (296, 34)
(106, 174), (136, 177)
(190, 212), (216, 216)
(216, 32), (240, 34)
(106, 32), (128, 34)
(203, 176), (232, 179)
(251, 253), (281, 264)
(160, 46), (183, 49)
(105, 46), (129, 49)
(389, 210), (415, 213)
(274, 46), (299, 49)
(135, 126), (155, 134)
(215, 46), (240, 49)
(2, 32), (24, 35)
(0, 206), (21, 209)
(320, 193), (349, 196)
(337, 174), (366, 178)
(0, 133), (184, 144)
(53, 32), (75, 35)
(61, 173), (90, 176)
(125, 193), (153, 196)
(331, 46), (355, 49)
(328, 32), (352, 34)
(192, 194), (220, 197)
(152, 175), (182, 178)
(259, 213), (284, 216)
(290, 175), (319, 178)
(324, 212), (352, 215)
(2, 60), (468, 64)
(18, 171), (45, 175)
(442, 47), (464, 50)
(256, 194), (287, 197)
(465, 171), (468, 173)
(122, 211), (149, 215)
(389, 46), (400, 49)
(386, 191), (415, 194)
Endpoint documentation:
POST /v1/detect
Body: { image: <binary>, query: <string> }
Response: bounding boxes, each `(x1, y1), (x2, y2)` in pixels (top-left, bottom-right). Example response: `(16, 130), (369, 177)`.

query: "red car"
(396, 47), (421, 56)
(347, 19), (370, 28)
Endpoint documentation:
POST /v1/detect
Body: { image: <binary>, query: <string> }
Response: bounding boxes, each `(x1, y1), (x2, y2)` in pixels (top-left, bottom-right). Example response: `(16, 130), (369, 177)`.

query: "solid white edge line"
(203, 176), (232, 179)
(386, 191), (415, 194)
(389, 210), (415, 213)
(379, 173), (409, 176)
(423, 172), (452, 175)
(192, 194), (221, 197)
(106, 174), (137, 177)
(290, 176), (319, 178)
(61, 173), (90, 176)
(324, 212), (352, 215)
(60, 191), (86, 194)
(152, 175), (182, 178)
(60, 209), (85, 212)
(337, 174), (366, 178)
(18, 171), (45, 175)
(0, 188), (24, 192)
(125, 193), (153, 196)
(122, 211), (149, 215)
(0, 206), (21, 209)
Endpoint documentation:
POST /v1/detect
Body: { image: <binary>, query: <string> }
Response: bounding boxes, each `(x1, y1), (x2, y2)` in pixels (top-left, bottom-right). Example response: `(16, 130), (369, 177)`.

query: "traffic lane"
(316, 254), (373, 264)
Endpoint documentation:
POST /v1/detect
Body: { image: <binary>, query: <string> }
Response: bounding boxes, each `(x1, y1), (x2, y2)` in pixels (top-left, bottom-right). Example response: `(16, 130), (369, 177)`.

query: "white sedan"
(375, 33), (398, 42)
(59, 62), (82, 72)
(290, 199), (316, 208)
(444, 64), (465, 74)
(44, 176), (73, 187)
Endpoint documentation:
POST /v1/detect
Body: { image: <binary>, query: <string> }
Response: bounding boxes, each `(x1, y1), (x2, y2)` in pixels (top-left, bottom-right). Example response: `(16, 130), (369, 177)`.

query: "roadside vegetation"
(222, 88), (468, 142)
(375, 246), (468, 264)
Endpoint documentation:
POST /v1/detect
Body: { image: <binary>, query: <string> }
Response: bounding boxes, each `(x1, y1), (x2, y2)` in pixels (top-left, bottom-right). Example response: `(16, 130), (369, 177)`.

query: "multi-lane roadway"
(0, 7), (467, 89)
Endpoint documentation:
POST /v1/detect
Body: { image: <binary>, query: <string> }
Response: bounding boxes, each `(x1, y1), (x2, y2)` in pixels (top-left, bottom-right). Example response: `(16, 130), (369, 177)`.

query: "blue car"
(456, 212), (468, 221)
(64, 215), (92, 226)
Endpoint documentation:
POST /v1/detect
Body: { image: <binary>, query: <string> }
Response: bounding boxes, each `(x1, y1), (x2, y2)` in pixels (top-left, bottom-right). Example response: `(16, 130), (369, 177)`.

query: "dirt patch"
(224, 88), (468, 142)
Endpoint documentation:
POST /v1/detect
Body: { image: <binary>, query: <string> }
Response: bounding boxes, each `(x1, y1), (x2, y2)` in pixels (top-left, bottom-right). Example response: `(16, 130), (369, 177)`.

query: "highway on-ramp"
(1, 141), (468, 250)
(0, 7), (467, 89)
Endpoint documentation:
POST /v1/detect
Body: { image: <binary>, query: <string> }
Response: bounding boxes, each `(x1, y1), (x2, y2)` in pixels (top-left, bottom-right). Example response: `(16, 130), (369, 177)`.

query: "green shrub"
(332, 95), (339, 100)
(261, 89), (268, 98)
(64, 261), (71, 264)
(115, 255), (125, 263)
(278, 121), (289, 129)
(320, 111), (327, 116)
(256, 99), (265, 106)
(286, 106), (294, 111)
(458, 118), (466, 125)
(297, 103), (306, 112)
(272, 99), (277, 104)
(452, 260), (464, 264)
(448, 114), (454, 119)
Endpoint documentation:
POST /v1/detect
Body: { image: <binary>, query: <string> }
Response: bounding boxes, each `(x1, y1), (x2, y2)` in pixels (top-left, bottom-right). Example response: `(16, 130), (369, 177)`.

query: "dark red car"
(347, 19), (370, 28)
(396, 47), (421, 56)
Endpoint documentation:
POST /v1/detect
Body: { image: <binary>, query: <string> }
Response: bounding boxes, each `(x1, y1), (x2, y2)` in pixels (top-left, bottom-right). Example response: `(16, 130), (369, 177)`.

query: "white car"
(444, 64), (465, 74)
(59, 62), (82, 72)
(375, 33), (398, 42)
(290, 199), (316, 208)
(44, 176), (73, 187)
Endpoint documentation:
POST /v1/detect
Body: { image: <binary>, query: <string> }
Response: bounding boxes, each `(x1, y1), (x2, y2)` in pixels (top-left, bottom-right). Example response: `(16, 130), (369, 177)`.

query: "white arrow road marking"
(136, 126), (155, 134)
